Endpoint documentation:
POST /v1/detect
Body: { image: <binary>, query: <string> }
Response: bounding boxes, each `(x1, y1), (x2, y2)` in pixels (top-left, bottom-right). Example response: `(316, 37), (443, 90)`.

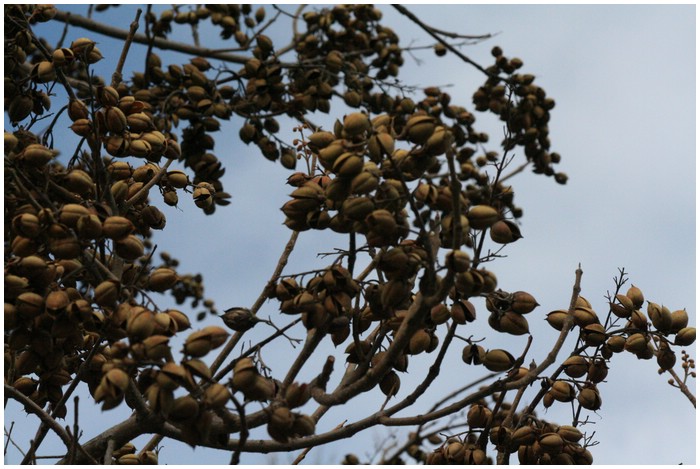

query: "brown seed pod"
(674, 327), (696, 346)
(577, 385), (602, 411)
(467, 205), (499, 230)
(562, 355), (589, 378)
(670, 309), (689, 333)
(581, 323), (607, 347)
(408, 329), (431, 355)
(148, 268), (178, 292)
(483, 349), (515, 372)
(379, 370), (401, 396)
(550, 380), (575, 402)
(626, 285), (644, 309)
(489, 219), (522, 244)
(203, 383), (231, 408)
(405, 115), (435, 144)
(511, 291), (539, 314)
(467, 404), (492, 428)
(342, 112), (371, 137)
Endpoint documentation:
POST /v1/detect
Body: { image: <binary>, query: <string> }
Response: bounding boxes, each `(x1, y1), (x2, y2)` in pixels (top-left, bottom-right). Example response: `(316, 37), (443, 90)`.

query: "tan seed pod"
(22, 143), (59, 167)
(12, 213), (41, 238)
(483, 349), (515, 372)
(626, 285), (644, 309)
(467, 205), (500, 230)
(550, 380), (575, 402)
(76, 214), (102, 239)
(203, 383), (230, 408)
(114, 235), (144, 261)
(467, 404), (492, 428)
(15, 292), (45, 319)
(342, 112), (371, 137)
(169, 395), (200, 422)
(511, 425), (537, 446)
(606, 335), (626, 353)
(148, 268), (178, 292)
(489, 219), (522, 244)
(379, 370), (401, 396)
(408, 329), (432, 355)
(670, 309), (689, 333)
(166, 170), (188, 189)
(45, 289), (70, 312)
(462, 344), (485, 365)
(511, 291), (539, 314)
(573, 306), (599, 327)
(648, 302), (673, 332)
(539, 432), (564, 455)
(577, 386), (602, 411)
(562, 355), (589, 378)
(624, 333), (649, 354)
(405, 115), (435, 144)
(49, 237), (81, 259)
(674, 327), (696, 346)
(581, 323), (607, 347)
(103, 216), (134, 240)
(291, 413), (316, 437)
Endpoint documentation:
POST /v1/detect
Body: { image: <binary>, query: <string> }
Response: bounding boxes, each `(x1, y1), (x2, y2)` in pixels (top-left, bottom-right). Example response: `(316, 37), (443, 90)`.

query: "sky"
(3, 3), (696, 466)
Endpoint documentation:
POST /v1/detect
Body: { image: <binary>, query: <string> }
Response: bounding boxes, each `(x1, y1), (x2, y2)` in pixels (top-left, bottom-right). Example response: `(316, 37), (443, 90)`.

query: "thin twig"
(111, 8), (142, 87)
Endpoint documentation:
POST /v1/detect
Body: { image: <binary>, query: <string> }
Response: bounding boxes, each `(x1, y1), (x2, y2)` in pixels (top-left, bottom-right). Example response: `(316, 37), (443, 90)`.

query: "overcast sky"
(4, 3), (696, 466)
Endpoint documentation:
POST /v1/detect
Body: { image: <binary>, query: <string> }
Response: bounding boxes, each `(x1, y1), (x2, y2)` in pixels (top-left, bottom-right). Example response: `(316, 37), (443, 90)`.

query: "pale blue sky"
(3, 4), (695, 465)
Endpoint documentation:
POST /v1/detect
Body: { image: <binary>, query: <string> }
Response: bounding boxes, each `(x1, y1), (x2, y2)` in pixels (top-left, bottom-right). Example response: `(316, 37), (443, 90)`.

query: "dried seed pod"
(445, 250), (471, 273)
(379, 370), (401, 396)
(291, 413), (316, 437)
(467, 404), (492, 428)
(550, 380), (575, 402)
(462, 344), (485, 365)
(624, 333), (649, 354)
(483, 349), (515, 372)
(577, 385), (602, 410)
(148, 268), (178, 292)
(573, 306), (599, 327)
(203, 383), (230, 408)
(103, 216), (134, 240)
(538, 432), (564, 455)
(670, 309), (689, 333)
(512, 425), (537, 446)
(169, 395), (200, 422)
(626, 285), (644, 309)
(648, 302), (672, 333)
(546, 310), (570, 331)
(489, 219), (522, 244)
(581, 323), (607, 347)
(562, 355), (589, 378)
(15, 292), (45, 319)
(342, 112), (371, 137)
(587, 358), (608, 383)
(467, 205), (499, 230)
(674, 327), (696, 346)
(115, 235), (144, 261)
(511, 291), (539, 314)
(606, 335), (626, 353)
(408, 329), (431, 355)
(405, 115), (435, 144)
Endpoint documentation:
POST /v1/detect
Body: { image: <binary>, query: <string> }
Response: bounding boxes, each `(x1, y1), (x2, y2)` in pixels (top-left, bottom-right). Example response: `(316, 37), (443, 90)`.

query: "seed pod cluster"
(485, 289), (539, 336)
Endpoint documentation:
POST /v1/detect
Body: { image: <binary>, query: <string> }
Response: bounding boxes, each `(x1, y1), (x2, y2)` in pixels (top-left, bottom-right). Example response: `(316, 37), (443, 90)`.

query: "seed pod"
(496, 311), (530, 335)
(45, 289), (70, 313)
(148, 268), (178, 292)
(670, 309), (689, 333)
(103, 216), (134, 240)
(512, 425), (537, 446)
(22, 143), (58, 166)
(462, 344), (485, 365)
(625, 333), (649, 354)
(546, 310), (570, 331)
(648, 302), (673, 333)
(562, 355), (589, 378)
(615, 293), (634, 313)
(49, 237), (81, 259)
(489, 219), (522, 244)
(550, 380), (575, 402)
(511, 291), (539, 314)
(285, 382), (311, 408)
(445, 250), (470, 273)
(408, 329), (431, 355)
(127, 307), (155, 341)
(59, 204), (90, 228)
(115, 235), (144, 261)
(343, 112), (371, 137)
(203, 383), (230, 408)
(626, 285), (644, 309)
(573, 306), (599, 327)
(577, 385), (602, 411)
(15, 292), (45, 319)
(12, 213), (42, 238)
(674, 327), (696, 346)
(467, 205), (499, 230)
(291, 413), (316, 437)
(379, 370), (401, 396)
(467, 404), (492, 428)
(405, 115), (435, 144)
(169, 395), (200, 422)
(606, 335), (626, 353)
(333, 152), (364, 177)
(581, 323), (607, 347)
(483, 349), (515, 372)
(539, 432), (564, 455)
